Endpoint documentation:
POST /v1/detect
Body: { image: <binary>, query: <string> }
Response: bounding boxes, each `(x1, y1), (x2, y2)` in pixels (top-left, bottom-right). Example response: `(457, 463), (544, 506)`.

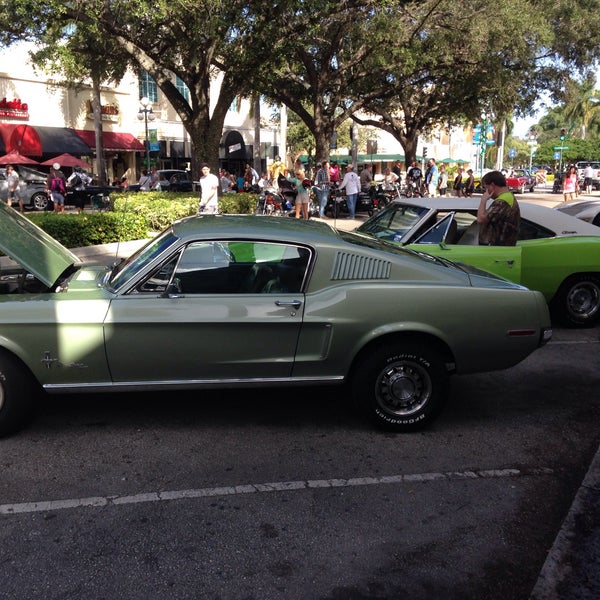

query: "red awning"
(0, 124), (42, 155)
(75, 129), (146, 152)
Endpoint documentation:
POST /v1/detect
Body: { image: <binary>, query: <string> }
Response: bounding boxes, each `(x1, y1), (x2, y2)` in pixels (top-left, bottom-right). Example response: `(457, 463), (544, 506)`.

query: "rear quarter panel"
(519, 236), (600, 301)
(293, 281), (548, 378)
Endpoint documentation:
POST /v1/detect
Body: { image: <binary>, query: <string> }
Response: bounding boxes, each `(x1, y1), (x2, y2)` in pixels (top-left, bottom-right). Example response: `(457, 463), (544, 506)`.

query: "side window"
(518, 219), (554, 240)
(135, 255), (179, 293)
(173, 242), (235, 294)
(133, 241), (311, 295)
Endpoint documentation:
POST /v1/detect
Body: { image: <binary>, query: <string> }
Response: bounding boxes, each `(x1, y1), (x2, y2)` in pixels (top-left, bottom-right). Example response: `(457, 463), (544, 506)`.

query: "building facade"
(0, 43), (279, 184)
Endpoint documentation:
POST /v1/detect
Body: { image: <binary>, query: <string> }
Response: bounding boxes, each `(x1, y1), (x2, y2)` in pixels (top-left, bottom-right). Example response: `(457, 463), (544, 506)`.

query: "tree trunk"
(91, 77), (107, 185)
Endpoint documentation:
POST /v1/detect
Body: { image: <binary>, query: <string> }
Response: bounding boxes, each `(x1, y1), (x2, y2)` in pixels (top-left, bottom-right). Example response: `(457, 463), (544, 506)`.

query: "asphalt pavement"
(70, 188), (600, 598)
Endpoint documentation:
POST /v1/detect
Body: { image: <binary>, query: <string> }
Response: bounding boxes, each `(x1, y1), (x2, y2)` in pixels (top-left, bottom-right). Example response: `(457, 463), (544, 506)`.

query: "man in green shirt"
(477, 170), (520, 246)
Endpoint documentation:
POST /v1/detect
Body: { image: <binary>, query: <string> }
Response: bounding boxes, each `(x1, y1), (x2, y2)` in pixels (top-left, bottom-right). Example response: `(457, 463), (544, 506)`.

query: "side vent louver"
(331, 252), (391, 280)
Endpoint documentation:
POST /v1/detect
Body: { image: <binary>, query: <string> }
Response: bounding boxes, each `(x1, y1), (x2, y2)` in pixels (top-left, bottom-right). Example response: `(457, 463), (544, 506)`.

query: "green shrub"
(28, 212), (148, 248)
(25, 191), (259, 248)
(112, 192), (198, 231)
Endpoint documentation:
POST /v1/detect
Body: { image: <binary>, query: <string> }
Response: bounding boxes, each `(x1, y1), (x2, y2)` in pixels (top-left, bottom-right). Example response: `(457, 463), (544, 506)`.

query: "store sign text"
(0, 98), (29, 120)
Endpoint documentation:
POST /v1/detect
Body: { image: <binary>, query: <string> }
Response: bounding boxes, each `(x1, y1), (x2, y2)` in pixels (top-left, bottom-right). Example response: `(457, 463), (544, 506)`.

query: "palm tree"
(563, 76), (600, 140)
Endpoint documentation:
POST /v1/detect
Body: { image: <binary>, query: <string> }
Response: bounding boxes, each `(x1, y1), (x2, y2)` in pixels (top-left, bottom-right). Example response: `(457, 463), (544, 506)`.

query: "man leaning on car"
(477, 170), (520, 246)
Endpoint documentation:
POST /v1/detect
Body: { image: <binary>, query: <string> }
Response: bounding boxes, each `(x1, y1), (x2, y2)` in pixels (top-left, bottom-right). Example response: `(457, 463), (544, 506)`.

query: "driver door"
(408, 212), (523, 283)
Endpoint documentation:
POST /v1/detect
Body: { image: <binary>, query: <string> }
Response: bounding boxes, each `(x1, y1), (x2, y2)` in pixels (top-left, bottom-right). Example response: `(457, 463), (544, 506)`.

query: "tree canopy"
(1, 0), (600, 169)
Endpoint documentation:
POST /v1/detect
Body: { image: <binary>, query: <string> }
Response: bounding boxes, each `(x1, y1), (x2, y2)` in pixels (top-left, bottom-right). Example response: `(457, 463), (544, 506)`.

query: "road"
(0, 322), (599, 599)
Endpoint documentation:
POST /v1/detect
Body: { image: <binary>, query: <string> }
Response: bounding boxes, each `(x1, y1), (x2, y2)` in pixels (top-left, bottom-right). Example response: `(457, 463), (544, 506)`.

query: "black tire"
(551, 274), (600, 328)
(31, 191), (51, 211)
(0, 352), (39, 438)
(352, 342), (449, 432)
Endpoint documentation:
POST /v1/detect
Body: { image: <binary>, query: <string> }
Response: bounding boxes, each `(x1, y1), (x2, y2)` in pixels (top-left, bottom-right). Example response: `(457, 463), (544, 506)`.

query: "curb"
(530, 443), (600, 598)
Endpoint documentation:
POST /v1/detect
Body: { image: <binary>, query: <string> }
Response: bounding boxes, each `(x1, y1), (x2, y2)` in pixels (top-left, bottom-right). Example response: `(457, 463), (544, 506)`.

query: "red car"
(506, 169), (536, 193)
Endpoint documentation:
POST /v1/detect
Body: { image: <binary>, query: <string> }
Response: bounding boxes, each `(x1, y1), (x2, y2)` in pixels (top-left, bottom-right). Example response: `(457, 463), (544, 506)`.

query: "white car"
(556, 199), (600, 227)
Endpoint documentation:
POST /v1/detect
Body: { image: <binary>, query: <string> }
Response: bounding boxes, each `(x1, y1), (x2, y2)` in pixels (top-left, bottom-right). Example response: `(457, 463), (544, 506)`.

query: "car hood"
(0, 201), (81, 287)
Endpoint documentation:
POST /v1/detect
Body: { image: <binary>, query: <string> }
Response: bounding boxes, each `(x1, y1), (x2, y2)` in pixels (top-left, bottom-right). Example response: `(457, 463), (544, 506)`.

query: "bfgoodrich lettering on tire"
(0, 352), (38, 438)
(353, 342), (449, 432)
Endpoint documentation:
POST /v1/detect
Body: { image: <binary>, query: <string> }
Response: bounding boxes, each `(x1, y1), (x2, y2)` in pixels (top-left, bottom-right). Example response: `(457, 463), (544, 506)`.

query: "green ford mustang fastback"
(0, 203), (551, 437)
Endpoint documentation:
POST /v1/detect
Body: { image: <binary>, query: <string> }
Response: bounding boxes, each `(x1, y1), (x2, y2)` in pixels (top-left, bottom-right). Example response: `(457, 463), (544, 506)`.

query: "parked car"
(0, 165), (48, 211)
(355, 197), (600, 327)
(0, 205), (551, 437)
(505, 168), (536, 193)
(556, 199), (600, 227)
(575, 161), (600, 190)
(154, 169), (194, 191)
(128, 169), (194, 192)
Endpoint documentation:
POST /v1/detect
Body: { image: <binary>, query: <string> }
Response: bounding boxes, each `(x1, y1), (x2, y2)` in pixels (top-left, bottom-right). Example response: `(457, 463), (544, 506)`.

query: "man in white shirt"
(338, 163), (361, 219)
(198, 163), (219, 214)
(5, 165), (23, 212)
(583, 163), (595, 194)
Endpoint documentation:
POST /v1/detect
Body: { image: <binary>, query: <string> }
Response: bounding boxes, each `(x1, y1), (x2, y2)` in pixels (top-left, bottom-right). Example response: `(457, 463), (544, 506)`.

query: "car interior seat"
(241, 263), (275, 293)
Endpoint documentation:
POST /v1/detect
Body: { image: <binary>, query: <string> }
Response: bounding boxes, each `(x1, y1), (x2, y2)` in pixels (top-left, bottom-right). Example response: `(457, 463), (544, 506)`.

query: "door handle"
(275, 300), (302, 309)
(494, 259), (515, 266)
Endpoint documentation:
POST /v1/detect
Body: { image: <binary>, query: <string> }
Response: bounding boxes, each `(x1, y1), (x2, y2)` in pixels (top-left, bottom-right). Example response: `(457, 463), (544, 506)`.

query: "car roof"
(171, 214), (341, 244)
(379, 197), (600, 236)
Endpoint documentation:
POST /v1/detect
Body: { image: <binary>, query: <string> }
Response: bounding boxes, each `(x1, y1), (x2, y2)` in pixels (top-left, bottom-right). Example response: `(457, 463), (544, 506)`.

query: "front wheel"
(352, 342), (449, 432)
(0, 352), (39, 438)
(551, 274), (600, 328)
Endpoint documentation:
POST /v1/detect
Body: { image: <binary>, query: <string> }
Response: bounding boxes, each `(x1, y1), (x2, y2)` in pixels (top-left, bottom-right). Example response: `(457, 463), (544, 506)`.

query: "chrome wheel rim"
(375, 360), (432, 417)
(567, 281), (600, 321)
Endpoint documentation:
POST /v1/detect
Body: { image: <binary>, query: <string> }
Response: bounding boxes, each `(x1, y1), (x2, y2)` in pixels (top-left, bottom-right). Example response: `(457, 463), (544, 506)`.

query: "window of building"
(175, 77), (190, 102)
(139, 71), (158, 103)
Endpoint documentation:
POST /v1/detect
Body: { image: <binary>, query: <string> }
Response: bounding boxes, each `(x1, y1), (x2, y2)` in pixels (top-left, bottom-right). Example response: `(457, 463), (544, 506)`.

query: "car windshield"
(356, 203), (429, 242)
(106, 229), (180, 291)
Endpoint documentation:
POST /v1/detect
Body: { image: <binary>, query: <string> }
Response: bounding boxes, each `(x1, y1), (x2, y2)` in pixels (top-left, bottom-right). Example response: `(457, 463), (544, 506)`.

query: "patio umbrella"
(0, 150), (40, 165)
(40, 153), (92, 169)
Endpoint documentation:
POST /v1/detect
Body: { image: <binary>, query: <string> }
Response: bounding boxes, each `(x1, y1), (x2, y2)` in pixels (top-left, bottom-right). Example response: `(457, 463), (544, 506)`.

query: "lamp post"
(137, 97), (156, 172)
(528, 131), (537, 172)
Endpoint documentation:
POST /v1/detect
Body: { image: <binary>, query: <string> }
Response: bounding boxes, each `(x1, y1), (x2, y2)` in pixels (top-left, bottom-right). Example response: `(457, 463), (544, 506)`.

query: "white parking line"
(0, 466), (553, 516)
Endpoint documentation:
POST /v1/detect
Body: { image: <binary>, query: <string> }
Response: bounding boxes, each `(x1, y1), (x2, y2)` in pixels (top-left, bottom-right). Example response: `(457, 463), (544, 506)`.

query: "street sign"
(508, 148), (516, 158)
(554, 151), (560, 160)
(554, 145), (569, 150)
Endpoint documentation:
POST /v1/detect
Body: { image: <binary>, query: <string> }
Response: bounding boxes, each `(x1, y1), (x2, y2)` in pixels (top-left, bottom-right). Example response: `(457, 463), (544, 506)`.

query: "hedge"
(26, 190), (259, 248)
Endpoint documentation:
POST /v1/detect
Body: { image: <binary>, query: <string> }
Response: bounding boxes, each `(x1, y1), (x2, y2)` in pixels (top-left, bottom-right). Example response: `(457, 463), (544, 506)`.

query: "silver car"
(0, 166), (49, 211)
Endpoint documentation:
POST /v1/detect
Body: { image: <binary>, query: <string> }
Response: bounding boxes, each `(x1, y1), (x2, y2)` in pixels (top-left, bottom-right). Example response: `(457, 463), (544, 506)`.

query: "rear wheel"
(551, 274), (600, 327)
(31, 191), (51, 211)
(352, 342), (449, 432)
(0, 352), (39, 438)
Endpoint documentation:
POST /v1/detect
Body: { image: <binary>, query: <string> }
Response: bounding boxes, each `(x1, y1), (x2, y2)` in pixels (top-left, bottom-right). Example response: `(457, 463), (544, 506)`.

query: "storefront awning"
(75, 129), (146, 152)
(0, 124), (92, 156)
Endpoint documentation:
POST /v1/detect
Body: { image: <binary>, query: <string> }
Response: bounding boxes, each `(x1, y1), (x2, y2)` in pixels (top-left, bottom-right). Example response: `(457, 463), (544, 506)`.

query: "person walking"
(438, 165), (448, 197)
(424, 158), (439, 197)
(67, 167), (92, 213)
(338, 163), (361, 219)
(562, 165), (578, 203)
(464, 169), (475, 197)
(5, 165), (23, 212)
(314, 162), (331, 218)
(47, 163), (67, 213)
(198, 163), (219, 214)
(453, 167), (464, 197)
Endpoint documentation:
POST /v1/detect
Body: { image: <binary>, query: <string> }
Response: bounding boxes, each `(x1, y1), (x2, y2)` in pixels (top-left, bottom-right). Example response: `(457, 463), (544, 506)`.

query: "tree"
(0, 0), (281, 174)
(254, 0), (400, 163)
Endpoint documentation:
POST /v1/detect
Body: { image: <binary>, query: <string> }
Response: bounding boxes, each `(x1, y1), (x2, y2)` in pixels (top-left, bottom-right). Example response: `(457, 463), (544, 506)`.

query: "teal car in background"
(0, 203), (551, 437)
(356, 197), (600, 327)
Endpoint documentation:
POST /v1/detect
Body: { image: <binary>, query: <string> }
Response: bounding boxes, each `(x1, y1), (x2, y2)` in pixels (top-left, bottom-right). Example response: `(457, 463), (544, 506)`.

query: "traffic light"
(423, 146), (428, 158)
(560, 128), (566, 141)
